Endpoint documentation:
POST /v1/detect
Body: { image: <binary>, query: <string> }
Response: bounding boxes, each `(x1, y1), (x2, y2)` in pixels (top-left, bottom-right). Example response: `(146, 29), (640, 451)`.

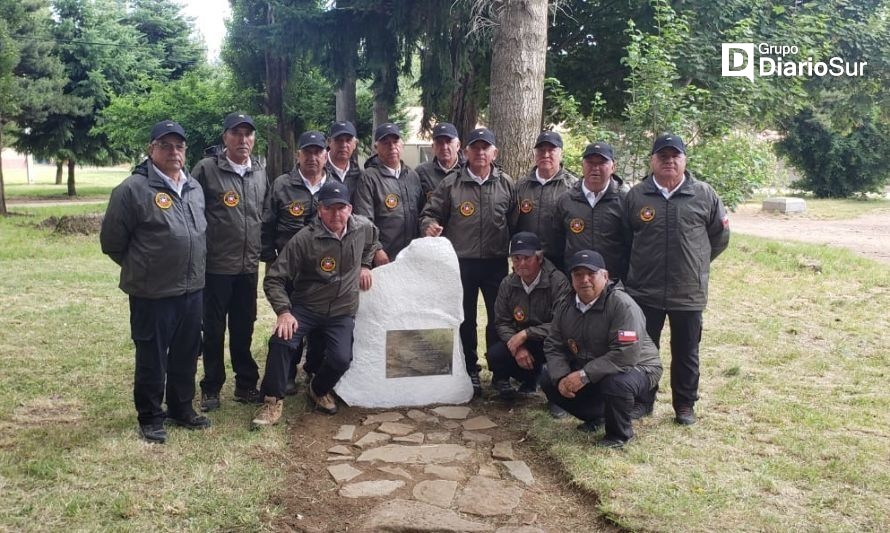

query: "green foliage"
(689, 132), (778, 209)
(98, 67), (270, 169)
(777, 108), (890, 198)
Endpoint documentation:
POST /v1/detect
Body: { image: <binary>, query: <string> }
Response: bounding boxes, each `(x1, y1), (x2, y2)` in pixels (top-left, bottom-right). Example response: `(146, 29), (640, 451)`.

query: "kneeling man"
(542, 250), (662, 448)
(252, 182), (381, 427)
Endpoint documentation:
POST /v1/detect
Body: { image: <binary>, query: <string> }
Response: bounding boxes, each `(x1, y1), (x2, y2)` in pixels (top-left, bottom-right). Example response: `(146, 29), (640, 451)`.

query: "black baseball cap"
(651, 134), (686, 155)
(432, 122), (459, 139)
(534, 131), (563, 149)
(582, 142), (614, 161)
(509, 232), (542, 256)
(329, 121), (357, 139)
(465, 127), (496, 147)
(150, 120), (186, 142)
(374, 123), (402, 142)
(223, 112), (256, 131)
(298, 130), (327, 149)
(316, 181), (351, 206)
(568, 249), (607, 272)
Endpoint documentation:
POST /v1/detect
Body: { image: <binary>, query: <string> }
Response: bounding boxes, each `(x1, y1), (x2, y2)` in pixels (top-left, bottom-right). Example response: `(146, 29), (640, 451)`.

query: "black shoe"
(234, 387), (263, 405)
(675, 404), (696, 425)
(166, 412), (212, 430)
(597, 436), (630, 449)
(548, 402), (568, 419)
(469, 371), (482, 398)
(492, 378), (516, 400)
(576, 417), (605, 433)
(517, 380), (537, 396)
(200, 391), (220, 412)
(285, 379), (298, 396)
(138, 423), (167, 443)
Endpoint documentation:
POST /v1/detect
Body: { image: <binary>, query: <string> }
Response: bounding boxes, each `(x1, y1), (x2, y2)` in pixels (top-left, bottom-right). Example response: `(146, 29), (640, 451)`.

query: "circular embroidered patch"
(513, 306), (527, 322)
(384, 193), (399, 209)
(519, 198), (534, 214)
(459, 201), (476, 217)
(569, 218), (585, 234)
(288, 201), (305, 217)
(320, 256), (336, 272)
(154, 192), (173, 209)
(640, 206), (655, 222)
(568, 339), (579, 355)
(223, 190), (240, 207)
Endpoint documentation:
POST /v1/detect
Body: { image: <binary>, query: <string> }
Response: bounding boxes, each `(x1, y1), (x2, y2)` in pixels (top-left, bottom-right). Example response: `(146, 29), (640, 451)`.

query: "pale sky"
(180, 0), (231, 62)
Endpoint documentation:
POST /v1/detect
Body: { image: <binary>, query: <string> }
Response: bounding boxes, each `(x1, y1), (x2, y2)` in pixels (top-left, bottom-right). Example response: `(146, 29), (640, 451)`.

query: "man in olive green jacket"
(101, 120), (210, 444)
(191, 112), (268, 412)
(543, 250), (662, 448)
(623, 134), (730, 425)
(252, 182), (381, 427)
(415, 122), (464, 200)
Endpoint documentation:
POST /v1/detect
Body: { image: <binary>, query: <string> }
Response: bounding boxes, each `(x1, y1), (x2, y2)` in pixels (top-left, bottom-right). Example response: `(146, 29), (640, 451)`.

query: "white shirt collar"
(299, 170), (326, 195)
(327, 154), (349, 179)
(437, 159), (458, 173)
(535, 168), (557, 185)
(580, 179), (610, 208)
(652, 174), (685, 200)
(321, 219), (347, 240)
(467, 167), (490, 185)
(225, 155), (251, 177)
(521, 270), (543, 295)
(151, 163), (187, 196)
(383, 164), (401, 178)
(575, 294), (597, 314)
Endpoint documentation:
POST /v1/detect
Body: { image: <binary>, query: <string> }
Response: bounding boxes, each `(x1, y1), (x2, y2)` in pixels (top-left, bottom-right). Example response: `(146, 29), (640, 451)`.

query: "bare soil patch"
(271, 394), (618, 532)
(730, 204), (890, 264)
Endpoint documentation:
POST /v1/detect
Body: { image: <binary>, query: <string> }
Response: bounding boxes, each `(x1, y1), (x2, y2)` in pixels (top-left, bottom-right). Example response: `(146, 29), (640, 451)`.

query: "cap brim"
(510, 249), (538, 256)
(300, 142), (326, 150)
(318, 199), (350, 206)
(570, 263), (603, 272)
(583, 151), (613, 161)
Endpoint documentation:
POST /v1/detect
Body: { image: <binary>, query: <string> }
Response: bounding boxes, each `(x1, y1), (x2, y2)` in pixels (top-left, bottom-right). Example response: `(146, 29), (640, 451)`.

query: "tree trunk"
(264, 52), (292, 181)
(487, 0), (549, 179)
(55, 161), (63, 184)
(335, 53), (357, 124)
(0, 130), (7, 216)
(67, 158), (76, 196)
(452, 69), (480, 142)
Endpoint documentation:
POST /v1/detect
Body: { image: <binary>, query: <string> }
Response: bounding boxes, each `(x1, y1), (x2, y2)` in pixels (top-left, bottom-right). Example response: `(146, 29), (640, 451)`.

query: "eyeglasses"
(154, 141), (187, 152)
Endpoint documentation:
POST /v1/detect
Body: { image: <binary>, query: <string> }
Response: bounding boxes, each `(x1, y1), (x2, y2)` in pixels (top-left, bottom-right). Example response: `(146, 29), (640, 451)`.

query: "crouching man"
(252, 181), (381, 427)
(542, 250), (662, 448)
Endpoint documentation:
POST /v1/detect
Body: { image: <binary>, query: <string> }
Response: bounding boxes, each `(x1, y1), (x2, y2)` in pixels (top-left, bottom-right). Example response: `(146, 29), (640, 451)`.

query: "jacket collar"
(142, 159), (195, 194)
(641, 170), (696, 196)
(568, 176), (621, 201)
(508, 259), (556, 290)
(459, 164), (503, 184)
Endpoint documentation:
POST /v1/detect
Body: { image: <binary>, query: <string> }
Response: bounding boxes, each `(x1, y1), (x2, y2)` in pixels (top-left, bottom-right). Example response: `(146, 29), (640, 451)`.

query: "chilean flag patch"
(618, 330), (638, 343)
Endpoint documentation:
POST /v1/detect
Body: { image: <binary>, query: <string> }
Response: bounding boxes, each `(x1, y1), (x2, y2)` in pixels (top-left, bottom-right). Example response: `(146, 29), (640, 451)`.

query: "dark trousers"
(458, 258), (508, 372)
(486, 339), (545, 385)
(286, 330), (327, 381)
(639, 306), (702, 407)
(541, 366), (652, 441)
(260, 306), (354, 399)
(129, 291), (202, 425)
(200, 272), (260, 393)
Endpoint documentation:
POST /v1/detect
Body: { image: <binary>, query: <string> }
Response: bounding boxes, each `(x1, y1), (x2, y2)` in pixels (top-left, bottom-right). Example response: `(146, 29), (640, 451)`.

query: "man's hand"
(424, 222), (444, 237)
(557, 370), (586, 399)
(373, 249), (390, 267)
(274, 311), (298, 340)
(506, 329), (528, 355)
(513, 346), (534, 370)
(359, 266), (373, 291)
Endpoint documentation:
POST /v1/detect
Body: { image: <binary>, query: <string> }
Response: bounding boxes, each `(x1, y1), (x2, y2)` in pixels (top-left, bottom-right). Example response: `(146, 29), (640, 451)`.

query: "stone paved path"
(321, 405), (544, 532)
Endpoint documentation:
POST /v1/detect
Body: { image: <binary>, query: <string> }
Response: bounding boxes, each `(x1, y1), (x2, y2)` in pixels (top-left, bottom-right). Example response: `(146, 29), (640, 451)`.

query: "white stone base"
(762, 197), (806, 213)
(335, 237), (473, 407)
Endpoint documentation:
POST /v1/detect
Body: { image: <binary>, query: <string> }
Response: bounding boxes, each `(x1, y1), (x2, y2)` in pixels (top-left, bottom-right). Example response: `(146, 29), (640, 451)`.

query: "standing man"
(252, 182), (381, 427)
(261, 130), (331, 395)
(191, 112), (267, 412)
(100, 120), (210, 443)
(354, 122), (424, 262)
(542, 250), (662, 448)
(420, 127), (516, 396)
(416, 122), (463, 199)
(514, 131), (576, 270)
(326, 121), (363, 203)
(555, 142), (629, 279)
(488, 232), (571, 399)
(623, 134), (730, 425)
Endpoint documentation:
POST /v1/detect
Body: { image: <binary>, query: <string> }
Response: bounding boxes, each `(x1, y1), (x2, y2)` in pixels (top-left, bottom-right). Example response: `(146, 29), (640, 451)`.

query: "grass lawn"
(0, 204), (287, 531)
(1, 204), (887, 531)
(741, 194), (890, 219)
(527, 234), (890, 531)
(3, 164), (129, 200)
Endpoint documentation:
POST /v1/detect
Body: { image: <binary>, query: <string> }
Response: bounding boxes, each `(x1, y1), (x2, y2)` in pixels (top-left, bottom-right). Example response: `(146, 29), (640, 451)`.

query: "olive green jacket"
(513, 167), (577, 258)
(495, 259), (571, 343)
(354, 160), (424, 259)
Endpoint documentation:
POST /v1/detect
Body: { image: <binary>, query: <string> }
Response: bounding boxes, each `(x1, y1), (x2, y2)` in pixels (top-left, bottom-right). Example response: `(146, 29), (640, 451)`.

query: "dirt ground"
(729, 204), (890, 265)
(272, 393), (618, 533)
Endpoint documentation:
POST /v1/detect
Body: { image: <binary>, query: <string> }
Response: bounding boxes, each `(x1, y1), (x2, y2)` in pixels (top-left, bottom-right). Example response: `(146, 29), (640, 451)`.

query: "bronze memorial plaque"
(386, 328), (453, 378)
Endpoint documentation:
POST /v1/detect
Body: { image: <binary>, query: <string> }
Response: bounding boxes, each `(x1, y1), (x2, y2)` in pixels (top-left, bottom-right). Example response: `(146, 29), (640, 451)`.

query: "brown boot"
(251, 396), (283, 428)
(307, 381), (338, 415)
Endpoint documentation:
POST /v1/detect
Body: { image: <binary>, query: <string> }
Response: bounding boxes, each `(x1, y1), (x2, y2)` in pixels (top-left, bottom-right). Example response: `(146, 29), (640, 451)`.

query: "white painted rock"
(336, 238), (473, 407)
